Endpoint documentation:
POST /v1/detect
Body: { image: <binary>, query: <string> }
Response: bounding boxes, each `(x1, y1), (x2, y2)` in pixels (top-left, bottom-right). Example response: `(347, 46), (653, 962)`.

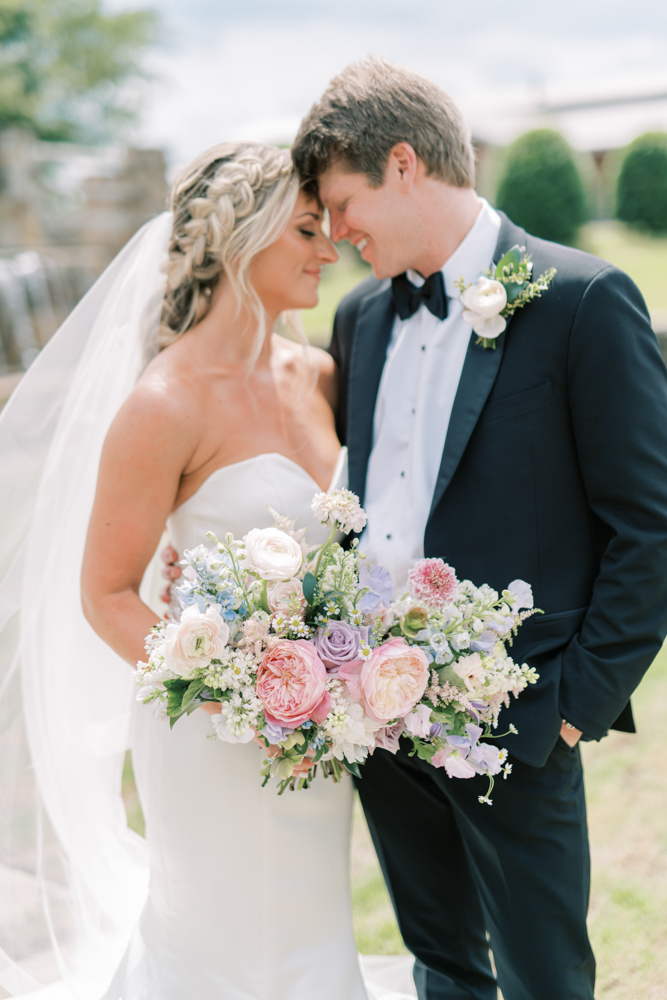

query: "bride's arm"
(81, 375), (199, 667)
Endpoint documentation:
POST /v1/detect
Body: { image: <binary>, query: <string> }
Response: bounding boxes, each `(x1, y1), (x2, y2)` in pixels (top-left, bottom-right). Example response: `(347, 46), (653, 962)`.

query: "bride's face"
(250, 190), (338, 315)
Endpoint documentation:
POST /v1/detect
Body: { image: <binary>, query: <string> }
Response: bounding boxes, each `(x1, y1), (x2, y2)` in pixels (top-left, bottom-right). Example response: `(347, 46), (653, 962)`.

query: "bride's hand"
(200, 702), (221, 716)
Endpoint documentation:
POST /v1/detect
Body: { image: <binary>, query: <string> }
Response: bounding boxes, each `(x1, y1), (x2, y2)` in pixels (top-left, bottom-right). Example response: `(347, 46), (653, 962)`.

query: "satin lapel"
(346, 282), (394, 505)
(428, 213), (527, 518)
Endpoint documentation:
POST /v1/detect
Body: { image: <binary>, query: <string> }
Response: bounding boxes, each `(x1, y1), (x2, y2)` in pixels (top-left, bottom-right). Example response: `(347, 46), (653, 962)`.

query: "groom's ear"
(386, 143), (418, 191)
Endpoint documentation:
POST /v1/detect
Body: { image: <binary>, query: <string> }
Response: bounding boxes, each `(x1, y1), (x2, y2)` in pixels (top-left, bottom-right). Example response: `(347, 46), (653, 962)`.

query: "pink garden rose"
(256, 640), (331, 727)
(408, 558), (458, 609)
(355, 638), (430, 723)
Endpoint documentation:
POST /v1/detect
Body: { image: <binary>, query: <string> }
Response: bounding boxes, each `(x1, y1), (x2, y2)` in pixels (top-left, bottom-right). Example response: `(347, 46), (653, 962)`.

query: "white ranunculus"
(164, 604), (230, 677)
(267, 578), (306, 615)
(243, 527), (303, 581)
(461, 277), (508, 339)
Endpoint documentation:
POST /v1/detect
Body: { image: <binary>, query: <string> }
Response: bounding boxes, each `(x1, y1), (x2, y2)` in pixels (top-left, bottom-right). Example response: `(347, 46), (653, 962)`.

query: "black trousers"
(355, 738), (595, 1000)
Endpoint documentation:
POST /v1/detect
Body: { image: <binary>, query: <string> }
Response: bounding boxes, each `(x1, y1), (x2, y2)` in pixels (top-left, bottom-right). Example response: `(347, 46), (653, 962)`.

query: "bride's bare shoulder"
(108, 342), (204, 453)
(272, 334), (337, 409)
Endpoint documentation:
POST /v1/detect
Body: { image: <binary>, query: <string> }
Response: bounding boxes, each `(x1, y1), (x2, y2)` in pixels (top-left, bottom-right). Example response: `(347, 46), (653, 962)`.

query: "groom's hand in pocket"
(560, 720), (582, 747)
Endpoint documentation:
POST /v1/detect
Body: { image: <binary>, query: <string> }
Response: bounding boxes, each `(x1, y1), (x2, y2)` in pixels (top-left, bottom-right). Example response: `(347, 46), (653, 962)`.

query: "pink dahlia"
(408, 558), (458, 609)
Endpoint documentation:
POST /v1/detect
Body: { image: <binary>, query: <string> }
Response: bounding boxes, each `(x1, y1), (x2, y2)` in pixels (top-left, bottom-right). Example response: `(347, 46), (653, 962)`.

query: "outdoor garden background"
(2, 2), (667, 997)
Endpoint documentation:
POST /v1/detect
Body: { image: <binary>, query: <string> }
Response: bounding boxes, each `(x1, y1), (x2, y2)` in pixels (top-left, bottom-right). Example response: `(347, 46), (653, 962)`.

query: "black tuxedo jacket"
(330, 212), (667, 767)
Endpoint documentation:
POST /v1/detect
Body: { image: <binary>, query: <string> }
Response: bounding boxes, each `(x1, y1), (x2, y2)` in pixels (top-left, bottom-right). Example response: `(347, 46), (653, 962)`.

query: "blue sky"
(107, 0), (667, 168)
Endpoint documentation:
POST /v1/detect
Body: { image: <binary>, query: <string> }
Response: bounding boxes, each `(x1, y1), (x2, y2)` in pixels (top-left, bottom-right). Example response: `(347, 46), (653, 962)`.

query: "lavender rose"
(314, 620), (368, 673)
(372, 719), (405, 755)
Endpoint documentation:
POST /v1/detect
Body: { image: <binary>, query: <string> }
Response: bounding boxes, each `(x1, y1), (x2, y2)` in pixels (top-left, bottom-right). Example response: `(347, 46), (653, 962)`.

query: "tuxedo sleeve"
(329, 291), (363, 447)
(558, 265), (667, 739)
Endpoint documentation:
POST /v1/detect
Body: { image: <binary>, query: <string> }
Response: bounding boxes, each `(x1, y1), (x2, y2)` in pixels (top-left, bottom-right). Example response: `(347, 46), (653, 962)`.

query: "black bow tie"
(391, 270), (448, 322)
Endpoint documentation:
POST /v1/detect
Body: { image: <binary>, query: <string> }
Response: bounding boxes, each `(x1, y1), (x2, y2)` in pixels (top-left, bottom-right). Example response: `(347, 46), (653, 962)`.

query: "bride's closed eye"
(299, 228), (316, 238)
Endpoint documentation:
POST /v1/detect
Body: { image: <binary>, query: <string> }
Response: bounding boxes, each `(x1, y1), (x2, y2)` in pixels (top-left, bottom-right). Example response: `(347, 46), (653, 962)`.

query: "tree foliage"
(496, 129), (587, 245)
(616, 132), (667, 234)
(0, 0), (158, 142)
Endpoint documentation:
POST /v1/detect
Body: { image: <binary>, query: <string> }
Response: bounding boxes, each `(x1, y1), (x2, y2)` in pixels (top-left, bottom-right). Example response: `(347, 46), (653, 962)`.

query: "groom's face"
(318, 159), (416, 280)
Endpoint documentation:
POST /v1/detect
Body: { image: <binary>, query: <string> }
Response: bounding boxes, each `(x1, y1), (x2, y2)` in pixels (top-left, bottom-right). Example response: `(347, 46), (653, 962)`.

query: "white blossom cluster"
(320, 678), (383, 763)
(311, 488), (367, 535)
(201, 648), (256, 692)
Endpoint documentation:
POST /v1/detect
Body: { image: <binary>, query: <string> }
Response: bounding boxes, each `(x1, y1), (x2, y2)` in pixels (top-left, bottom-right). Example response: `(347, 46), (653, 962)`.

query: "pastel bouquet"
(137, 489), (538, 801)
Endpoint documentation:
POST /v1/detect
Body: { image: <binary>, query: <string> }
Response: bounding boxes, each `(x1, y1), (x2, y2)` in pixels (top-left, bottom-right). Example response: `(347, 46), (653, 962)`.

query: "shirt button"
(421, 345), (426, 351)
(411, 408), (415, 415)
(400, 471), (405, 477)
(386, 533), (392, 540)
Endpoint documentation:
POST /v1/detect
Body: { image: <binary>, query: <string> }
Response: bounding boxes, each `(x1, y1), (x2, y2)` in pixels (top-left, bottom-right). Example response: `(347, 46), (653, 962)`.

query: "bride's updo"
(158, 141), (299, 352)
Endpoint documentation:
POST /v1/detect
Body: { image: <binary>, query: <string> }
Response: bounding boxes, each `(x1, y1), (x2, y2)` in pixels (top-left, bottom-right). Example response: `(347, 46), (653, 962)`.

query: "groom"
(292, 59), (667, 1000)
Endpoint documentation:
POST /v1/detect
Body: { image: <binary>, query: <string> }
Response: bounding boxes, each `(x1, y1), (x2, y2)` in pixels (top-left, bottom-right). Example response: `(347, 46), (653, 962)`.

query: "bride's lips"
(356, 236), (370, 254)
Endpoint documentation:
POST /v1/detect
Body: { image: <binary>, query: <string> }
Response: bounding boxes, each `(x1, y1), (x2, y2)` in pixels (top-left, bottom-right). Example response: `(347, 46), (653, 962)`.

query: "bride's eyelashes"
(299, 228), (316, 238)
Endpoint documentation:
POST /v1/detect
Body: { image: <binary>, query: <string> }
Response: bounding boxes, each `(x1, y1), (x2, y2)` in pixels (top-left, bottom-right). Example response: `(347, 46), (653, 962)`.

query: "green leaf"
(504, 280), (526, 304)
(412, 740), (436, 762)
(302, 571), (317, 605)
(495, 245), (522, 279)
(181, 678), (204, 712)
(343, 757), (362, 779)
(436, 664), (467, 691)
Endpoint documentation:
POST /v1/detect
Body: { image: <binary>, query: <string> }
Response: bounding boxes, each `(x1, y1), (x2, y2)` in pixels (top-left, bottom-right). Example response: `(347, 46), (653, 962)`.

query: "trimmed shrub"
(616, 132), (667, 233)
(496, 129), (587, 245)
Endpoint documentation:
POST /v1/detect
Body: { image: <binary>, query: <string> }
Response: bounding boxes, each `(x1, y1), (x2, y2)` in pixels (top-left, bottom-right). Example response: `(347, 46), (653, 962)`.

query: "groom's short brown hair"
(292, 57), (475, 192)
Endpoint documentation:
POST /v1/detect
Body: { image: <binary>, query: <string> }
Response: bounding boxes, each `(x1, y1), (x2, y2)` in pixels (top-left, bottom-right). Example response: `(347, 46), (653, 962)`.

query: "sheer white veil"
(0, 212), (173, 998)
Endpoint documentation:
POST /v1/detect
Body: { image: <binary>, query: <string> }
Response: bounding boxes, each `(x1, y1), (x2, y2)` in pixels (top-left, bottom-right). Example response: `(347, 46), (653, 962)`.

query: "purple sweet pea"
(468, 741), (503, 775)
(314, 620), (368, 673)
(261, 721), (294, 744)
(357, 564), (395, 614)
(470, 630), (497, 653)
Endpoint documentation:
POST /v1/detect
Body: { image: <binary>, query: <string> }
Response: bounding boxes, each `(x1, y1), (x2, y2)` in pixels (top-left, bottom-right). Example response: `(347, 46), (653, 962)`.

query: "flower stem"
(313, 525), (337, 578)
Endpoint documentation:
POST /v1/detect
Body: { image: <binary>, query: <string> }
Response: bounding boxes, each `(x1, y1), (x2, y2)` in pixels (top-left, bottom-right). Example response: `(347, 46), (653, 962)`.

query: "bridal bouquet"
(137, 489), (538, 801)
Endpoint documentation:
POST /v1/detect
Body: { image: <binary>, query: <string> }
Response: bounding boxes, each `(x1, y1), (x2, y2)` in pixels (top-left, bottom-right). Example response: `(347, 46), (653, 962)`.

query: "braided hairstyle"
(158, 141), (299, 363)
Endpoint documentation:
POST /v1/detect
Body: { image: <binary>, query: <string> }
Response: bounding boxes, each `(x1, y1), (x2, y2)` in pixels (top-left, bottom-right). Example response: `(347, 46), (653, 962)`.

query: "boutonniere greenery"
(455, 245), (557, 349)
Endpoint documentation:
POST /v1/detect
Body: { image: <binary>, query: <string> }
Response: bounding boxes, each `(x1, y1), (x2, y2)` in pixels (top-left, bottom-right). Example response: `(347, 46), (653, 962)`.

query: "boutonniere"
(455, 245), (557, 349)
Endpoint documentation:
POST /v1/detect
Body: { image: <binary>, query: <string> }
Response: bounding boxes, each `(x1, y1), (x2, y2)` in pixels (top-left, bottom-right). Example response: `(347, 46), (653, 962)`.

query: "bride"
(0, 142), (377, 999)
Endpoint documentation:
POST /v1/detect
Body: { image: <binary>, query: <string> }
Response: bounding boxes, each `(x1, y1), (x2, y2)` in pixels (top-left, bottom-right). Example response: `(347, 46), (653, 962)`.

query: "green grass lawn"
(580, 221), (667, 313)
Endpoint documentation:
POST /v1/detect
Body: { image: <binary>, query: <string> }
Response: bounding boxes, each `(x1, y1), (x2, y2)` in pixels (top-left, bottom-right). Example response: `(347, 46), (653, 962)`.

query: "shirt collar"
(406, 198), (501, 300)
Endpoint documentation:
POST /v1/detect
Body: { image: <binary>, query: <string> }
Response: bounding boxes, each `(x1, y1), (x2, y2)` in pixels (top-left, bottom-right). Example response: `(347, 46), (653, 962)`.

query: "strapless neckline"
(174, 449), (344, 515)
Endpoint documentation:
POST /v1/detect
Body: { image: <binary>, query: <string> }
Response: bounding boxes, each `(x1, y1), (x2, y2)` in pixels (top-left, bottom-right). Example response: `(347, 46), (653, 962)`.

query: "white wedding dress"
(103, 453), (369, 1000)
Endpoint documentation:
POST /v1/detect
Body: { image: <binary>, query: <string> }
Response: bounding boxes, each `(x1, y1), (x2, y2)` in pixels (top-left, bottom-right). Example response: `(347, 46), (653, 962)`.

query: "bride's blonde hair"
(158, 141), (299, 364)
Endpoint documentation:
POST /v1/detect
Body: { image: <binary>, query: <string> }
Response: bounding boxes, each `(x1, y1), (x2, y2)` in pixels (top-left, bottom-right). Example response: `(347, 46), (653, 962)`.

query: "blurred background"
(2, 2), (667, 996)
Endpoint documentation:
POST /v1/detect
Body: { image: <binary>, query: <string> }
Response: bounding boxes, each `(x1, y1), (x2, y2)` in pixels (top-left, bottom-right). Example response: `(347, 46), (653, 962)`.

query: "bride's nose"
(317, 235), (339, 265)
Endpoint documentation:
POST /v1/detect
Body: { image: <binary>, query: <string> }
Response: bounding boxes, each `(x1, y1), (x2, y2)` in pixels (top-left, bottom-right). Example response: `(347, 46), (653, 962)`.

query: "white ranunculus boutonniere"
(456, 245), (557, 349)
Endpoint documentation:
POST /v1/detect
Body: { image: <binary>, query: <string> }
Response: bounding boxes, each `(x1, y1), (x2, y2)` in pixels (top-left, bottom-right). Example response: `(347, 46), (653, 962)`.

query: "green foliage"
(496, 129), (587, 245)
(616, 131), (667, 234)
(0, 0), (158, 142)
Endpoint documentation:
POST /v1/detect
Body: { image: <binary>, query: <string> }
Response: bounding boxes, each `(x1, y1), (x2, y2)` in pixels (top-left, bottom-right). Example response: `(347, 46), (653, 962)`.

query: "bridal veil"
(0, 213), (172, 998)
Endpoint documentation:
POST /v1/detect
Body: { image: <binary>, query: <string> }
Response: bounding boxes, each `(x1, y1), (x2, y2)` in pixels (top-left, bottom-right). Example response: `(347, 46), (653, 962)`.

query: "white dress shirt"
(359, 198), (501, 591)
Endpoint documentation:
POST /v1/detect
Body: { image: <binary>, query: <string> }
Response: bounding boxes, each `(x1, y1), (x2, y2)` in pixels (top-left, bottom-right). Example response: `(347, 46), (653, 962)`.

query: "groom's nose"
(328, 208), (350, 244)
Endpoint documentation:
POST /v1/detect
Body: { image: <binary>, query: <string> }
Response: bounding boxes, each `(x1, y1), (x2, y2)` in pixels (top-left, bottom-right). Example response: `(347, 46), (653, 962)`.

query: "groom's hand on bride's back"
(160, 544), (181, 603)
